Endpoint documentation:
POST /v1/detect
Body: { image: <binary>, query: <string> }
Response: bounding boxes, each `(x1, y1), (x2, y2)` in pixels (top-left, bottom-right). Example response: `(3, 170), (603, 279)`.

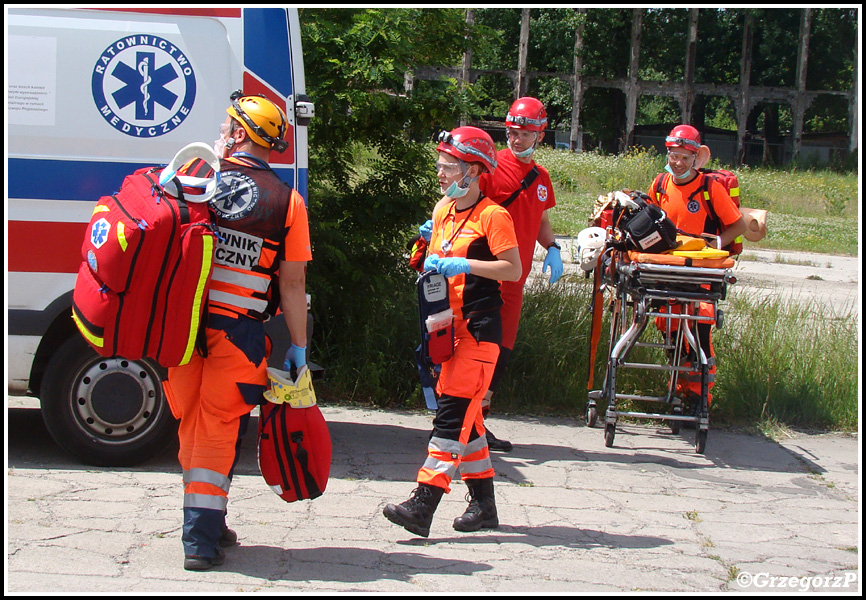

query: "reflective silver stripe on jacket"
(208, 289), (269, 313)
(211, 266), (270, 292)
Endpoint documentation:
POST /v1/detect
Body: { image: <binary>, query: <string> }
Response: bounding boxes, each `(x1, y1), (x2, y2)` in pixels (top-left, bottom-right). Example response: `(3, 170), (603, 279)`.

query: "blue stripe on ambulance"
(7, 158), (306, 202)
(243, 8), (293, 97)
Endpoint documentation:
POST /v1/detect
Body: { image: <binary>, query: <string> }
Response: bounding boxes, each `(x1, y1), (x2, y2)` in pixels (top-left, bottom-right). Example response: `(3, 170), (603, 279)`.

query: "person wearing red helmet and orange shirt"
(164, 91), (312, 571)
(418, 97), (561, 453)
(384, 127), (521, 538)
(648, 124), (746, 410)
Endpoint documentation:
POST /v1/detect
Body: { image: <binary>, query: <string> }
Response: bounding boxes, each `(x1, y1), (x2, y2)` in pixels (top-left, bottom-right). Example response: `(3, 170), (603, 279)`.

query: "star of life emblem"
(92, 35), (196, 138)
(91, 218), (110, 249)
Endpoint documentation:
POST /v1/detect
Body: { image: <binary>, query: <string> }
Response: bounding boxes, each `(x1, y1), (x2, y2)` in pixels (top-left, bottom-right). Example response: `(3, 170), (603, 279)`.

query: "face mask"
(664, 164), (693, 180)
(213, 123), (235, 158)
(444, 176), (473, 198)
(508, 139), (535, 159)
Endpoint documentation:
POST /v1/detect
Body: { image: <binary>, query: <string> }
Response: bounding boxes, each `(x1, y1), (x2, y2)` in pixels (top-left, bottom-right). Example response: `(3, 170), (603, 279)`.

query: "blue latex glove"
(283, 343), (307, 372)
(436, 257), (471, 278)
(419, 219), (433, 242)
(423, 253), (441, 273)
(543, 246), (563, 284)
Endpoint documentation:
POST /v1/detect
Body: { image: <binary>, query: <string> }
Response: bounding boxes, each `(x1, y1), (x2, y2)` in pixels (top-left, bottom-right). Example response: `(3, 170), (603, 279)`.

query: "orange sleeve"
(483, 204), (518, 257)
(283, 190), (312, 262)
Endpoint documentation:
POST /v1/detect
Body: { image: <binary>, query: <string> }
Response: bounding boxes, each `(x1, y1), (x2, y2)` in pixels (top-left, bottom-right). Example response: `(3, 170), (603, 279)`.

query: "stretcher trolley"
(585, 249), (737, 454)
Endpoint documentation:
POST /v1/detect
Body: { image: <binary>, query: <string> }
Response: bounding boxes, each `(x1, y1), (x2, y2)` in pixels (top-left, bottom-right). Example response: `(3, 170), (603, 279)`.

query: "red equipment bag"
(257, 395), (331, 503)
(71, 164), (217, 367)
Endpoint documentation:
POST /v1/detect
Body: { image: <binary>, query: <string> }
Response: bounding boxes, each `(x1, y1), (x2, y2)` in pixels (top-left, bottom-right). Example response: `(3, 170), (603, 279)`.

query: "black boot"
(453, 478), (499, 532)
(485, 427), (513, 452)
(383, 483), (444, 538)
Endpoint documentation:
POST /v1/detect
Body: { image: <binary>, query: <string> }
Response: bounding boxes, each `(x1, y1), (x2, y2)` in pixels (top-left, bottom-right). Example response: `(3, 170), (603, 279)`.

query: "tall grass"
(536, 146), (860, 255)
(492, 275), (859, 431)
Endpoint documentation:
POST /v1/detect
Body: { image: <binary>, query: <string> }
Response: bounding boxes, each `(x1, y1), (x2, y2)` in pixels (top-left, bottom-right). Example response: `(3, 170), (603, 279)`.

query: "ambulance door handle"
(295, 95), (315, 127)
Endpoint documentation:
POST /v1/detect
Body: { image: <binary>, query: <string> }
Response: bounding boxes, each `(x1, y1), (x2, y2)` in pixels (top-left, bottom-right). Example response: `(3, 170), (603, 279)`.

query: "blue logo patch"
(91, 218), (110, 248)
(92, 35), (196, 138)
(87, 249), (98, 272)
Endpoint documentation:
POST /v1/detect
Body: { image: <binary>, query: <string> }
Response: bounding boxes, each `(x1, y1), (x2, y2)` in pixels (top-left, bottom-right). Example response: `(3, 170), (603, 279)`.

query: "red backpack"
(72, 164), (217, 367)
(652, 168), (744, 255)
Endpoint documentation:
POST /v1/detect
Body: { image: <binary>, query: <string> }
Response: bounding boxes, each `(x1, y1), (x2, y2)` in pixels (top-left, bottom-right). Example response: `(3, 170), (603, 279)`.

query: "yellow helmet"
(226, 90), (289, 153)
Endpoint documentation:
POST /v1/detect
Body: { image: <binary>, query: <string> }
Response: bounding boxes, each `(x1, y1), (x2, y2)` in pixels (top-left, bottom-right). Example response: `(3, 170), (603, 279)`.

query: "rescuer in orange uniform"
(648, 124), (746, 408)
(383, 127), (521, 538)
(418, 98), (561, 453)
(164, 91), (312, 570)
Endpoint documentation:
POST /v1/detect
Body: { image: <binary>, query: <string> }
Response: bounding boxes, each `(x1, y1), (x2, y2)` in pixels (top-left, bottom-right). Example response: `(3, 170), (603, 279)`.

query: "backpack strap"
(291, 429), (323, 499)
(696, 172), (723, 236)
(500, 165), (539, 209)
(652, 172), (670, 204)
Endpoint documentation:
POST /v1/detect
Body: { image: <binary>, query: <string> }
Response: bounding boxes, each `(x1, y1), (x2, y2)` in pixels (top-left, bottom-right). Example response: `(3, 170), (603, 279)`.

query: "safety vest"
(207, 155), (310, 320)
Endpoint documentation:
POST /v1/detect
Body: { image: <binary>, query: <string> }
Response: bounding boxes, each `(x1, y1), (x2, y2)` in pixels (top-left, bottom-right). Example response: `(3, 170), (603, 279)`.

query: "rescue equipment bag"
(71, 143), (219, 367)
(417, 270), (454, 366)
(614, 191), (678, 254)
(652, 169), (745, 254)
(258, 366), (331, 503)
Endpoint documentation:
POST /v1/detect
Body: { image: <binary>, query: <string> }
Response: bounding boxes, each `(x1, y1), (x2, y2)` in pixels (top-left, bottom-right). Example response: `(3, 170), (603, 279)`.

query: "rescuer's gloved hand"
(543, 246), (563, 284)
(419, 219), (433, 242)
(424, 254), (441, 273)
(284, 343), (307, 372)
(434, 257), (471, 279)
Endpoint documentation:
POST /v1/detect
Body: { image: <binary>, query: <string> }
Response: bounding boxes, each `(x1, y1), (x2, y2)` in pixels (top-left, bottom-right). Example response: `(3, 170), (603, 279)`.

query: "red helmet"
(506, 97), (547, 132)
(665, 124), (701, 153)
(436, 127), (497, 172)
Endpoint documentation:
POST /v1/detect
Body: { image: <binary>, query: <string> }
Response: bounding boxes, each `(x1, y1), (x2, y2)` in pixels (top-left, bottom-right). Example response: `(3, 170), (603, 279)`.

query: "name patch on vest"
(214, 227), (262, 270)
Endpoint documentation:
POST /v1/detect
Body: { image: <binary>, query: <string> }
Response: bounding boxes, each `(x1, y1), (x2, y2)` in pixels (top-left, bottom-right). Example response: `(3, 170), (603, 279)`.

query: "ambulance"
(7, 7), (314, 465)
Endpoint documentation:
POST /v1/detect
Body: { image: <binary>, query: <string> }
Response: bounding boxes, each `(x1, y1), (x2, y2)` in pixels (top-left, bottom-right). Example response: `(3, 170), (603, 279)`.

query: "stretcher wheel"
(586, 403), (599, 428)
(695, 429), (707, 454)
(668, 406), (682, 434)
(604, 424), (616, 447)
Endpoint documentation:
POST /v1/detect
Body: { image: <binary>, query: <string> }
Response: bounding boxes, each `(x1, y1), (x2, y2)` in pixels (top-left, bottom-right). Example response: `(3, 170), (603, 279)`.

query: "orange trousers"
(654, 302), (716, 406)
(164, 319), (269, 558)
(418, 321), (498, 493)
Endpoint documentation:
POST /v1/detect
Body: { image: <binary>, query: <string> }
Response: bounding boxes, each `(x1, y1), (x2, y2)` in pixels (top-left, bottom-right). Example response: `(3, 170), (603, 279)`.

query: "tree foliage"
(300, 8), (486, 404)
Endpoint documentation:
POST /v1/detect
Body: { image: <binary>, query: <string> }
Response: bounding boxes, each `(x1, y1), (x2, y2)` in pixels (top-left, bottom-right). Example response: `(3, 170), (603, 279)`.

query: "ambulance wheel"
(40, 335), (176, 467)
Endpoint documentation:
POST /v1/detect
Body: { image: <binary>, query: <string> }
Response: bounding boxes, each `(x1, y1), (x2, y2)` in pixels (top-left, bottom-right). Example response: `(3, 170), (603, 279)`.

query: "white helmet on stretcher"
(576, 226), (607, 272)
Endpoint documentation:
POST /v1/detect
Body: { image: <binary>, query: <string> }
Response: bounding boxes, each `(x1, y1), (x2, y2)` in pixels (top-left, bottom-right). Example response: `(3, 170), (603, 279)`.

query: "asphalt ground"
(5, 396), (861, 594)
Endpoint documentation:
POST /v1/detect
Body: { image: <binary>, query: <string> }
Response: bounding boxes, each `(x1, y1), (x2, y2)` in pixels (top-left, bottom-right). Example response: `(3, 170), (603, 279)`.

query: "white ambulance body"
(7, 7), (314, 465)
